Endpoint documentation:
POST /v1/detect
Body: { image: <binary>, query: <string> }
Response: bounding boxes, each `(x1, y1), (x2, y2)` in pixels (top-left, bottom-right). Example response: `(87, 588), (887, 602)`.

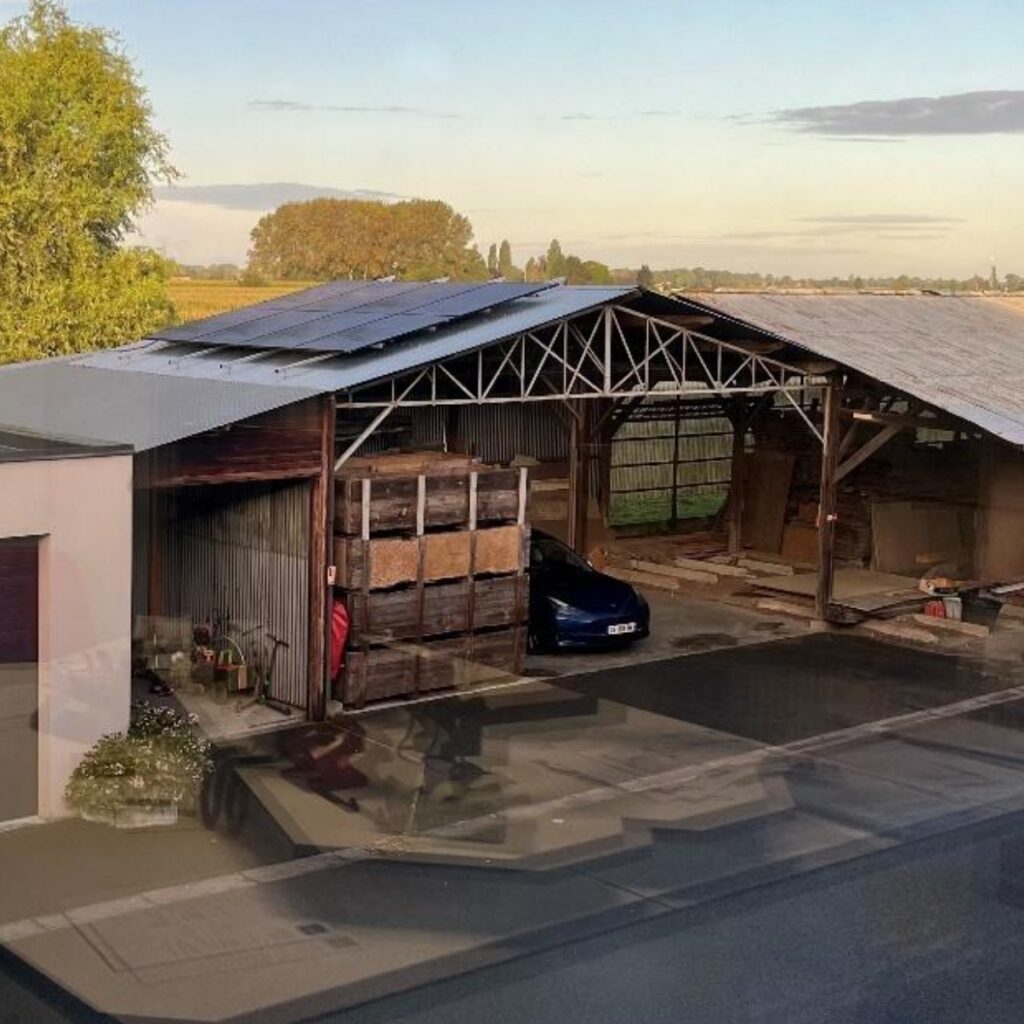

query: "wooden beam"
(835, 422), (902, 483)
(816, 378), (842, 619)
(307, 394), (334, 720)
(838, 406), (957, 432)
(726, 406), (746, 555)
(567, 400), (591, 554)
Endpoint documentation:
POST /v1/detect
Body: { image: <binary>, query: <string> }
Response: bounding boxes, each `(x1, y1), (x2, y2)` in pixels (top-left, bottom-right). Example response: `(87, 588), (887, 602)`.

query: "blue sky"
(17, 0), (1024, 275)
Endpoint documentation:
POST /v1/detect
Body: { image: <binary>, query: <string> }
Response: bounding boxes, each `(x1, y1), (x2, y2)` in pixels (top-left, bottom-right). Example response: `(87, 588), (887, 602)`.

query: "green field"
(167, 279), (312, 322)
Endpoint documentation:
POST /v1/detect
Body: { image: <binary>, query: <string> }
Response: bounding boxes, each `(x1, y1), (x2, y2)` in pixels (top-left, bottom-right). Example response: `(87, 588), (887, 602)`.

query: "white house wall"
(0, 454), (133, 818)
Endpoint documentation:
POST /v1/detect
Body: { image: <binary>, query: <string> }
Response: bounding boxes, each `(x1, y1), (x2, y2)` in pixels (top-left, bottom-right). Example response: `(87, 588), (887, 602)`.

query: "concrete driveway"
(5, 630), (1024, 1023)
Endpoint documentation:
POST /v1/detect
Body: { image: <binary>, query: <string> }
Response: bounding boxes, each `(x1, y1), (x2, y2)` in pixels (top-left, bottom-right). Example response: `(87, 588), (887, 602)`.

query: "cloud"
(719, 213), (961, 244)
(798, 214), (963, 225)
(772, 90), (1024, 136)
(153, 182), (404, 212)
(250, 99), (460, 119)
(557, 108), (687, 122)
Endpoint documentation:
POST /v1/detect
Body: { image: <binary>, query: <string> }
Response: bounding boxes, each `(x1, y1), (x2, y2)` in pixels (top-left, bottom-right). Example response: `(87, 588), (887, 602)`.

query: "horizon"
(15, 0), (1024, 278)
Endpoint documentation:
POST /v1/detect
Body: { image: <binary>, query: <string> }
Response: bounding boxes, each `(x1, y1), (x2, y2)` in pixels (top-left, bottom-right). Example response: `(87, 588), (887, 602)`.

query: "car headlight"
(548, 597), (571, 612)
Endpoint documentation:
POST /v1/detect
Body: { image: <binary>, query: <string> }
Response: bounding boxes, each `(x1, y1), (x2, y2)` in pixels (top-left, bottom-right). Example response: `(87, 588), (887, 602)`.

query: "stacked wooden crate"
(333, 452), (529, 707)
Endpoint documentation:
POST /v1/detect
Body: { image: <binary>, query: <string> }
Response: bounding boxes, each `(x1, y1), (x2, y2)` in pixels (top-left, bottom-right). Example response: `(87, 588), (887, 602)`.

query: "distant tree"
(0, 0), (177, 362)
(498, 239), (521, 281)
(524, 256), (540, 282)
(546, 239), (566, 279)
(248, 198), (487, 282)
(486, 243), (498, 278)
(637, 264), (655, 289)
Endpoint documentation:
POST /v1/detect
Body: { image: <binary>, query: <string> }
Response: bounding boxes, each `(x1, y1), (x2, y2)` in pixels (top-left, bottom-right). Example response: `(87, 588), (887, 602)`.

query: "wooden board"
(741, 450), (796, 554)
(474, 525), (523, 575)
(334, 536), (419, 589)
(340, 626), (526, 706)
(781, 521), (819, 565)
(423, 531), (471, 581)
(335, 466), (522, 534)
(344, 575), (523, 644)
(871, 500), (968, 576)
(754, 568), (919, 600)
(337, 451), (476, 477)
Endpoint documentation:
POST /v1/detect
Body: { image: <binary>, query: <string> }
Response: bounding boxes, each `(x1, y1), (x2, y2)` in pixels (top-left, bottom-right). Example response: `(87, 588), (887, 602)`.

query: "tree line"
(634, 266), (1024, 294)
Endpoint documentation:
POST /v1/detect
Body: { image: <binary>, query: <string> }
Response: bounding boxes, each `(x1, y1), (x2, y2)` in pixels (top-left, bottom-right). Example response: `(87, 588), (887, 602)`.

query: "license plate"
(607, 622), (637, 636)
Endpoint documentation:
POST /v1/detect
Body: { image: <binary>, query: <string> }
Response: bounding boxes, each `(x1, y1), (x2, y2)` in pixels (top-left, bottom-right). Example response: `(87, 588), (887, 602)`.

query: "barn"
(2, 279), (1024, 821)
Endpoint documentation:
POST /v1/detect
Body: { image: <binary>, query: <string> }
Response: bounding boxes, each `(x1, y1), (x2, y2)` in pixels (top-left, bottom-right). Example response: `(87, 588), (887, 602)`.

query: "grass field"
(167, 279), (311, 322)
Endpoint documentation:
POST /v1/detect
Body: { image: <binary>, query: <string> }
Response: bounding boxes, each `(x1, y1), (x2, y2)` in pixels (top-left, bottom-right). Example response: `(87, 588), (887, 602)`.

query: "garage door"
(0, 538), (39, 821)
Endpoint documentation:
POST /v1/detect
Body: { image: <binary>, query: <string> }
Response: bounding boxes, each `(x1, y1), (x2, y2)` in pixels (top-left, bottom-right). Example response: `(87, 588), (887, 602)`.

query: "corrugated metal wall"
(160, 481), (310, 708)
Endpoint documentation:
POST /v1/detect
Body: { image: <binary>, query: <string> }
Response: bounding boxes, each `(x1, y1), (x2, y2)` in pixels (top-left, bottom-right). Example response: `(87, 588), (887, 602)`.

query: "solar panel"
(151, 280), (556, 354)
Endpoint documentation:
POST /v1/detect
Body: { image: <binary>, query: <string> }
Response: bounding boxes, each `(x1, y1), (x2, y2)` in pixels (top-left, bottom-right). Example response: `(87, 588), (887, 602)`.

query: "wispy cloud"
(153, 182), (404, 212)
(720, 213), (961, 243)
(250, 99), (461, 119)
(798, 214), (962, 226)
(558, 108), (687, 122)
(771, 90), (1024, 136)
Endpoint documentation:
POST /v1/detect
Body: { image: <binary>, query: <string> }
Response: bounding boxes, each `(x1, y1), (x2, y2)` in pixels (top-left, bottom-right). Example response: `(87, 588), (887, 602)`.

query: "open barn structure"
(3, 280), (1024, 820)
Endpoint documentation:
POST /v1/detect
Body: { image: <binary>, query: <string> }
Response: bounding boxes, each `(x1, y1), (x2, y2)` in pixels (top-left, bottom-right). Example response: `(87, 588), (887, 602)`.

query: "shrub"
(65, 701), (213, 818)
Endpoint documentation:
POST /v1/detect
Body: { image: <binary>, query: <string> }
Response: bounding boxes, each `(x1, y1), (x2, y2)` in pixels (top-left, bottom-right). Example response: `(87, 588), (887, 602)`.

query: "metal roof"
(79, 285), (635, 391)
(676, 293), (1024, 447)
(0, 285), (635, 452)
(0, 426), (130, 465)
(0, 360), (319, 451)
(151, 279), (556, 354)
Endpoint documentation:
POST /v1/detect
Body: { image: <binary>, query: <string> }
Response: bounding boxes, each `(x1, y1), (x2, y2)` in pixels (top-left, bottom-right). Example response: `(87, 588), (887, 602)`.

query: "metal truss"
(338, 305), (816, 409)
(333, 306), (823, 469)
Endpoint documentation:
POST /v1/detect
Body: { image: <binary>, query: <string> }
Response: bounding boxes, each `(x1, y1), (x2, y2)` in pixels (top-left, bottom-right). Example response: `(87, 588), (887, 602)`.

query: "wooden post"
(669, 396), (682, 529)
(816, 378), (842, 620)
(567, 405), (581, 551)
(727, 402), (746, 556)
(307, 395), (334, 720)
(146, 487), (164, 618)
(569, 402), (591, 556)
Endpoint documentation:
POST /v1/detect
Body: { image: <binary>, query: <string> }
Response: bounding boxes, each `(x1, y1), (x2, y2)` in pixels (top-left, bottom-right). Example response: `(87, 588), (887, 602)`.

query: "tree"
(486, 243), (498, 278)
(0, 0), (176, 362)
(497, 239), (521, 281)
(637, 264), (655, 289)
(248, 197), (487, 282)
(546, 239), (566, 279)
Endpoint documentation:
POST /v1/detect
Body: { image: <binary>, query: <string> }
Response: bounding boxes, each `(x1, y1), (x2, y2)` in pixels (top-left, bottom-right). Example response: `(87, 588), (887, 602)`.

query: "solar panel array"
(152, 280), (556, 354)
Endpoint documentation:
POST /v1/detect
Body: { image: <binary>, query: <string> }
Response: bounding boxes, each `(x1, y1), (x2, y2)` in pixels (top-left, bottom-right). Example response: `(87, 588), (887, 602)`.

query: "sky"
(12, 0), (1024, 276)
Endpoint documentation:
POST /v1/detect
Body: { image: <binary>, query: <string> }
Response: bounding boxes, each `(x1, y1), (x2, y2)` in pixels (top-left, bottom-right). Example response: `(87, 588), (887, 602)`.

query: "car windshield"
(532, 535), (593, 572)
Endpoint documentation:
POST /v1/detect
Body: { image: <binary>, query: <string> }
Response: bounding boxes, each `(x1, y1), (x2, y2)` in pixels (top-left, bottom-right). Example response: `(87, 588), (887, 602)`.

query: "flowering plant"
(65, 701), (213, 818)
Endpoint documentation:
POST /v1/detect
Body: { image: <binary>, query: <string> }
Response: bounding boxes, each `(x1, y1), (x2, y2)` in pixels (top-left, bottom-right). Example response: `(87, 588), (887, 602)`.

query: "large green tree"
(248, 197), (488, 282)
(0, 0), (176, 362)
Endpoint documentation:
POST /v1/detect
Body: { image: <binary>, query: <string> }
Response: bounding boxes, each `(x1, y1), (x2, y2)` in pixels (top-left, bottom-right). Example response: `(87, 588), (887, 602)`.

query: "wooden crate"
(339, 626), (526, 706)
(345, 575), (524, 645)
(335, 466), (523, 535)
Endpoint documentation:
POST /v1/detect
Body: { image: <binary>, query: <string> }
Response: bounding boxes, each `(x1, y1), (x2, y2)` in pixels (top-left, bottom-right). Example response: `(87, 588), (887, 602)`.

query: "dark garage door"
(0, 537), (39, 820)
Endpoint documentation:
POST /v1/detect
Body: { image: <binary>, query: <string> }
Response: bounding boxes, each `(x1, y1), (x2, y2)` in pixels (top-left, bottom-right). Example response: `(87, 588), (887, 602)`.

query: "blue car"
(528, 530), (650, 652)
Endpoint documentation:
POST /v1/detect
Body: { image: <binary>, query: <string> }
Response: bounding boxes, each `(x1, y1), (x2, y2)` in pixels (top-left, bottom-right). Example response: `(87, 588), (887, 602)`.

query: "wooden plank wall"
(141, 399), (325, 489)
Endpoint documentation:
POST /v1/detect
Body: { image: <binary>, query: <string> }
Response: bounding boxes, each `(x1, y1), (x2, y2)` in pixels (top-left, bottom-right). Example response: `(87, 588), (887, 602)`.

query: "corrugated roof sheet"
(0, 360), (319, 451)
(678, 293), (1024, 446)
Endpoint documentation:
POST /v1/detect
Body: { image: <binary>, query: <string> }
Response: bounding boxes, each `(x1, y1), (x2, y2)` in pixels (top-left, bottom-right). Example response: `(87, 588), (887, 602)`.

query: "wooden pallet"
(342, 626), (527, 706)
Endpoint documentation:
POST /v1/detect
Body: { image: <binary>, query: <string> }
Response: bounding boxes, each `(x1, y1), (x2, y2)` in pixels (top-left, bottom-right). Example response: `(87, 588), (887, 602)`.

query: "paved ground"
(526, 588), (812, 679)
(5, 625), (1024, 1023)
